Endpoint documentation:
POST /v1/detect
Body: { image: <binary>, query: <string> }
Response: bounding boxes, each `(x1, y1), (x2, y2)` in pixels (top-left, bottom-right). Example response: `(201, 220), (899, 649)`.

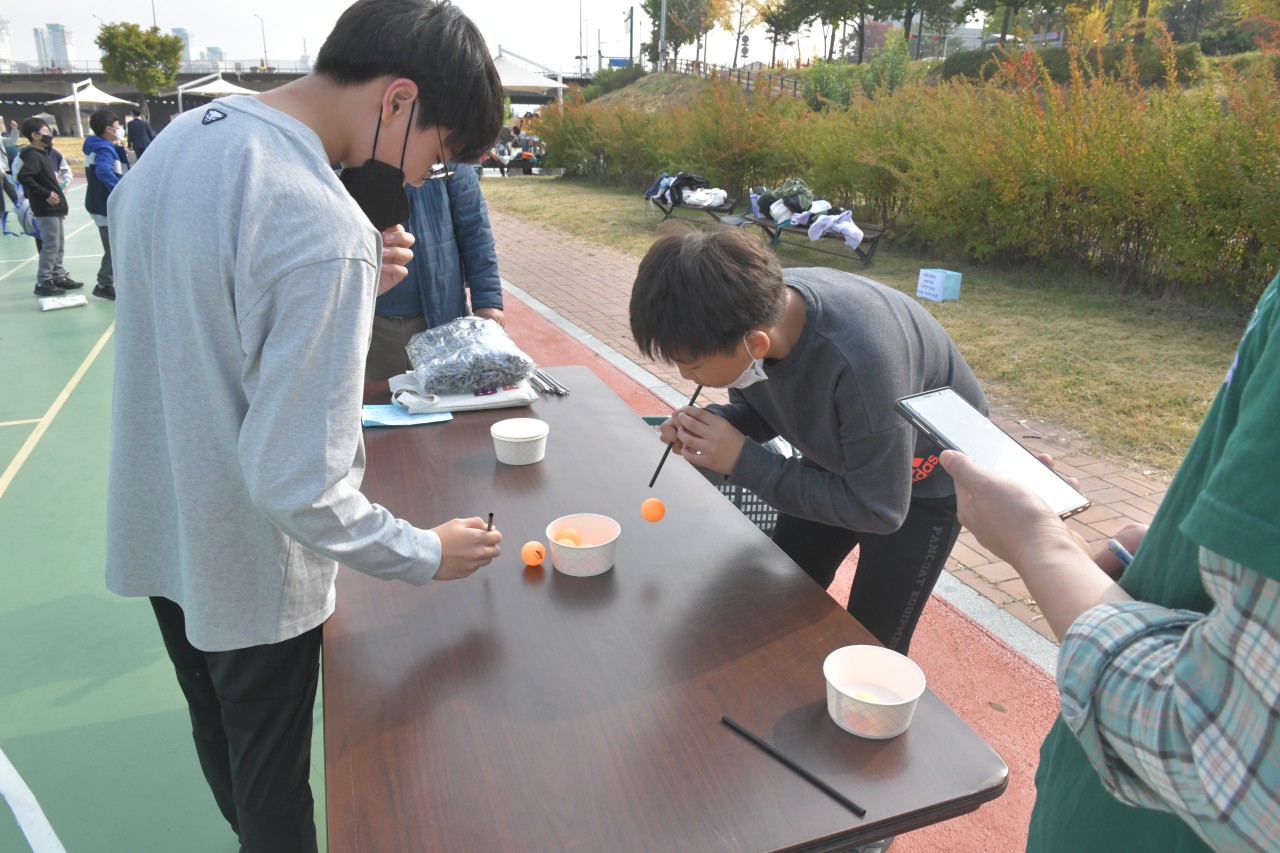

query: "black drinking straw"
(721, 716), (867, 817)
(486, 513), (494, 532)
(648, 385), (702, 489)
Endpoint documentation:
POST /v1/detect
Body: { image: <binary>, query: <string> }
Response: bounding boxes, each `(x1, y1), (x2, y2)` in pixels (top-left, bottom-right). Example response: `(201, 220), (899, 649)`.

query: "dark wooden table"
(326, 367), (1007, 852)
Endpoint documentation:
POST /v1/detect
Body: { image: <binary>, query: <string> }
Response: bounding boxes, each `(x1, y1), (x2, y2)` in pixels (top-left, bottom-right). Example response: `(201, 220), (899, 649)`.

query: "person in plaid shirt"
(942, 271), (1280, 852)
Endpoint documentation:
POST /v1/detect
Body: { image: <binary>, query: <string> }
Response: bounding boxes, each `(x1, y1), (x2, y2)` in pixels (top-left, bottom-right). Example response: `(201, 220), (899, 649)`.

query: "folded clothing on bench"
(807, 211), (863, 250)
(681, 187), (729, 208)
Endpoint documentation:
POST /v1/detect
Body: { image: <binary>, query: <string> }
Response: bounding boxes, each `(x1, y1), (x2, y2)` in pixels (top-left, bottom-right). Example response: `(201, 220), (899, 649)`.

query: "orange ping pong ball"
(641, 497), (666, 522)
(520, 541), (546, 565)
(556, 528), (582, 546)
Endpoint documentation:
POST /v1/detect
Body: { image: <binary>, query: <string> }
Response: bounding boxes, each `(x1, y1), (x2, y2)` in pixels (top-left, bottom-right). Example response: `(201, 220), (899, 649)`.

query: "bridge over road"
(0, 69), (304, 131)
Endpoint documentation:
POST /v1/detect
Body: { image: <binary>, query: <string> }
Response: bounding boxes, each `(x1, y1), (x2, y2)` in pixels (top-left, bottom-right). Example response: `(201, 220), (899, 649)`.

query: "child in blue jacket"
(83, 108), (129, 300)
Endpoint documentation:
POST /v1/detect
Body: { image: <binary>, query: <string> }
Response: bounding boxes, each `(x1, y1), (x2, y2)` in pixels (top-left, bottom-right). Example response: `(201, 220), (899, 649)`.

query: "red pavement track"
(504, 292), (1060, 851)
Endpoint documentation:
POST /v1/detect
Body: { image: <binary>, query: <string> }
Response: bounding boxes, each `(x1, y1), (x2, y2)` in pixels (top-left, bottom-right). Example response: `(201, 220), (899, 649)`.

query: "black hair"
(314, 0), (503, 164)
(130, 108), (143, 117)
(90, 109), (120, 137)
(630, 226), (788, 363)
(20, 117), (49, 140)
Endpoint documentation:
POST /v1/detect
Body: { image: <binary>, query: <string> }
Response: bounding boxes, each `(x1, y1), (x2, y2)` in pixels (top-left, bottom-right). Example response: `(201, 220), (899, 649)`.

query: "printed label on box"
(917, 269), (962, 302)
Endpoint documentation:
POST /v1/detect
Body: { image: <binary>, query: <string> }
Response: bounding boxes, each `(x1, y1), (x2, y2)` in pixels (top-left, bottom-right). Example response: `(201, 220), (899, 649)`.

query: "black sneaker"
(54, 277), (84, 290)
(92, 284), (117, 301)
(34, 281), (66, 297)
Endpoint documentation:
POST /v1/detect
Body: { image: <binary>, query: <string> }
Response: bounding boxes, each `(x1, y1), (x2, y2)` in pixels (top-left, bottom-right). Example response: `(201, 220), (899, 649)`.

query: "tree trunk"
(771, 36), (778, 68)
(1001, 5), (1012, 42)
(857, 14), (866, 63)
(828, 20), (839, 60)
(1134, 0), (1150, 45)
(903, 9), (916, 43)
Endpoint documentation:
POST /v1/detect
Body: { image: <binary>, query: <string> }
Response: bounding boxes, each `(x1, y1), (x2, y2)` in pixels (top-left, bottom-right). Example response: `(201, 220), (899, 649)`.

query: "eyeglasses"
(424, 126), (453, 182)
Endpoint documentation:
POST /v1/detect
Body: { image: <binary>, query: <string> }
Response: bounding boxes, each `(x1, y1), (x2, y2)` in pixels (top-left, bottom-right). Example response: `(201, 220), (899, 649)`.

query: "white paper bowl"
(823, 645), (926, 739)
(545, 513), (621, 577)
(490, 418), (549, 466)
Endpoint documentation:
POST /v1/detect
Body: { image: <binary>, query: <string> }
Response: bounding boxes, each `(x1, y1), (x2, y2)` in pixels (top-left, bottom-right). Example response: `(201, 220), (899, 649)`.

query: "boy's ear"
(745, 329), (770, 360)
(382, 78), (420, 119)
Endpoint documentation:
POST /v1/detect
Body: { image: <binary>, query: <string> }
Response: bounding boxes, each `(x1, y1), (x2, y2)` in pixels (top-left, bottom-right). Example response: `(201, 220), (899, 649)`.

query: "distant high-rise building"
(34, 23), (74, 69)
(198, 45), (225, 72)
(34, 28), (50, 67)
(0, 17), (16, 69)
(172, 28), (192, 66)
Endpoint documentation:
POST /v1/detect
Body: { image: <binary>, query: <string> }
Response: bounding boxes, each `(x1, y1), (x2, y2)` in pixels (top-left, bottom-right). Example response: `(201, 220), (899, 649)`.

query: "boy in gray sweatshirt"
(630, 227), (987, 653)
(105, 1), (504, 848)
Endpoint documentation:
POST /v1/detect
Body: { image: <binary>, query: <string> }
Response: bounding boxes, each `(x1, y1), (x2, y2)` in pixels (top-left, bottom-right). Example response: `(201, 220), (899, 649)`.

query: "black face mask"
(339, 103), (414, 231)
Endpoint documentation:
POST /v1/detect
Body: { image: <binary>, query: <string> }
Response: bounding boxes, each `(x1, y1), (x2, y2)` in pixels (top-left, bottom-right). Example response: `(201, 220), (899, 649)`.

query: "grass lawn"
(482, 175), (1245, 478)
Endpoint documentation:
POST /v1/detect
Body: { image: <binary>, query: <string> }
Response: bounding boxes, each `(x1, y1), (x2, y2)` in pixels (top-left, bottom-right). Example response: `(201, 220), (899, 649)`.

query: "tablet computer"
(895, 387), (1091, 519)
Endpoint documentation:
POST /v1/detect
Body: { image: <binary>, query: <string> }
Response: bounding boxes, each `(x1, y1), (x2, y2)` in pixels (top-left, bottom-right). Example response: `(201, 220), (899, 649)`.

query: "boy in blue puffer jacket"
(83, 108), (129, 300)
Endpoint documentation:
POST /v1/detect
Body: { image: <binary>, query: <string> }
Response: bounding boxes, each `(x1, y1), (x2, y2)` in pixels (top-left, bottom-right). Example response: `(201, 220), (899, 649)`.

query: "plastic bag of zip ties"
(406, 316), (536, 395)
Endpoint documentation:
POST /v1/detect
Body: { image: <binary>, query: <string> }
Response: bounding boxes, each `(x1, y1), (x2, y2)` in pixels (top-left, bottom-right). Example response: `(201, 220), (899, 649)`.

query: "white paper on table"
(361, 405), (453, 428)
(388, 373), (538, 413)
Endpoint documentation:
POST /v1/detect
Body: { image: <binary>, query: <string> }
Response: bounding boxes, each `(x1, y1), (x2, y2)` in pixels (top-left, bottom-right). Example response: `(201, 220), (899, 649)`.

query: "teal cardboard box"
(917, 269), (962, 302)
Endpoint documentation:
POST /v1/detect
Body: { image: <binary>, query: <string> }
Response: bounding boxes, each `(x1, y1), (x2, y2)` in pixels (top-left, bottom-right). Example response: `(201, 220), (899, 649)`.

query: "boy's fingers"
(679, 406), (715, 425)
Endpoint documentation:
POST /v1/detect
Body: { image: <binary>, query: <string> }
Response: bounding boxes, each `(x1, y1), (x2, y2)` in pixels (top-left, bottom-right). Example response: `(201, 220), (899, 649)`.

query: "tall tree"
(760, 0), (805, 66)
(642, 0), (693, 64)
(96, 22), (184, 119)
(721, 0), (766, 68)
(791, 0), (868, 59)
(641, 0), (729, 65)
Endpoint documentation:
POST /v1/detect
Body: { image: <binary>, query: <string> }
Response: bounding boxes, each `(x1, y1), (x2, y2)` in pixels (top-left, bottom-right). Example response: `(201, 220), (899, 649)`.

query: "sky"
(2, 0), (806, 74)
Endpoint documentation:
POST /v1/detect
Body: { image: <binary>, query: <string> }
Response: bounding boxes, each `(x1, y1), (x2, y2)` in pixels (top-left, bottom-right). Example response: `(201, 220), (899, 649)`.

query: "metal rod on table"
(648, 384), (702, 489)
(538, 369), (569, 395)
(721, 716), (867, 817)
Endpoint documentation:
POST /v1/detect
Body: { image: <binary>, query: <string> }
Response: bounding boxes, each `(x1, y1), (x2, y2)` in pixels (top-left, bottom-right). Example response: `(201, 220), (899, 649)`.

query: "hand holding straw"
(648, 384), (702, 489)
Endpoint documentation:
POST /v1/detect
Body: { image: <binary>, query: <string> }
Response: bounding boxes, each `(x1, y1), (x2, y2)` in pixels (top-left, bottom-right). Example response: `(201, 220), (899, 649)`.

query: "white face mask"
(722, 335), (768, 390)
(113, 127), (125, 142)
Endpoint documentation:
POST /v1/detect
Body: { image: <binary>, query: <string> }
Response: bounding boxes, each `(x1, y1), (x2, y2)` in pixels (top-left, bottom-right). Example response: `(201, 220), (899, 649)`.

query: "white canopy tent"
(494, 50), (567, 106)
(46, 79), (135, 137)
(174, 74), (261, 113)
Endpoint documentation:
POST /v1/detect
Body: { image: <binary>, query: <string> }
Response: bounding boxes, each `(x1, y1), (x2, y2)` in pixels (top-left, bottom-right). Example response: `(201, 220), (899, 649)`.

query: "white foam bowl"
(490, 418), (549, 466)
(823, 645), (926, 739)
(545, 513), (621, 577)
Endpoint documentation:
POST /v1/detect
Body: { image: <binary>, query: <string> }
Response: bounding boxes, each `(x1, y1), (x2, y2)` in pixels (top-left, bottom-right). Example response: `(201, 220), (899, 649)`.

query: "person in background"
(941, 272), (1280, 851)
(83, 108), (129, 300)
(16, 117), (81, 297)
(124, 108), (155, 159)
(489, 137), (513, 176)
(2, 119), (21, 166)
(0, 137), (17, 221)
(366, 161), (503, 380)
(104, 0), (504, 848)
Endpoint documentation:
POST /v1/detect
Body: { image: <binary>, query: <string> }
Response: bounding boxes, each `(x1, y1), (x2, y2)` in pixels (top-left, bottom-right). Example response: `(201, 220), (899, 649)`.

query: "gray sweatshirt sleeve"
(238, 257), (441, 584)
(706, 389), (780, 444)
(729, 392), (916, 534)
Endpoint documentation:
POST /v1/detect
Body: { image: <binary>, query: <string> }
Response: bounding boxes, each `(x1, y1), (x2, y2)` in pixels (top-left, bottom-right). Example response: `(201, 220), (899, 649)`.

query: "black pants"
(150, 597), (321, 853)
(772, 495), (961, 654)
(96, 225), (113, 286)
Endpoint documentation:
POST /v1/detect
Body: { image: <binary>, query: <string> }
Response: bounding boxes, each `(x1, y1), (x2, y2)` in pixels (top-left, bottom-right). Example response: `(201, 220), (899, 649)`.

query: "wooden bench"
(740, 214), (885, 268)
(649, 196), (740, 224)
